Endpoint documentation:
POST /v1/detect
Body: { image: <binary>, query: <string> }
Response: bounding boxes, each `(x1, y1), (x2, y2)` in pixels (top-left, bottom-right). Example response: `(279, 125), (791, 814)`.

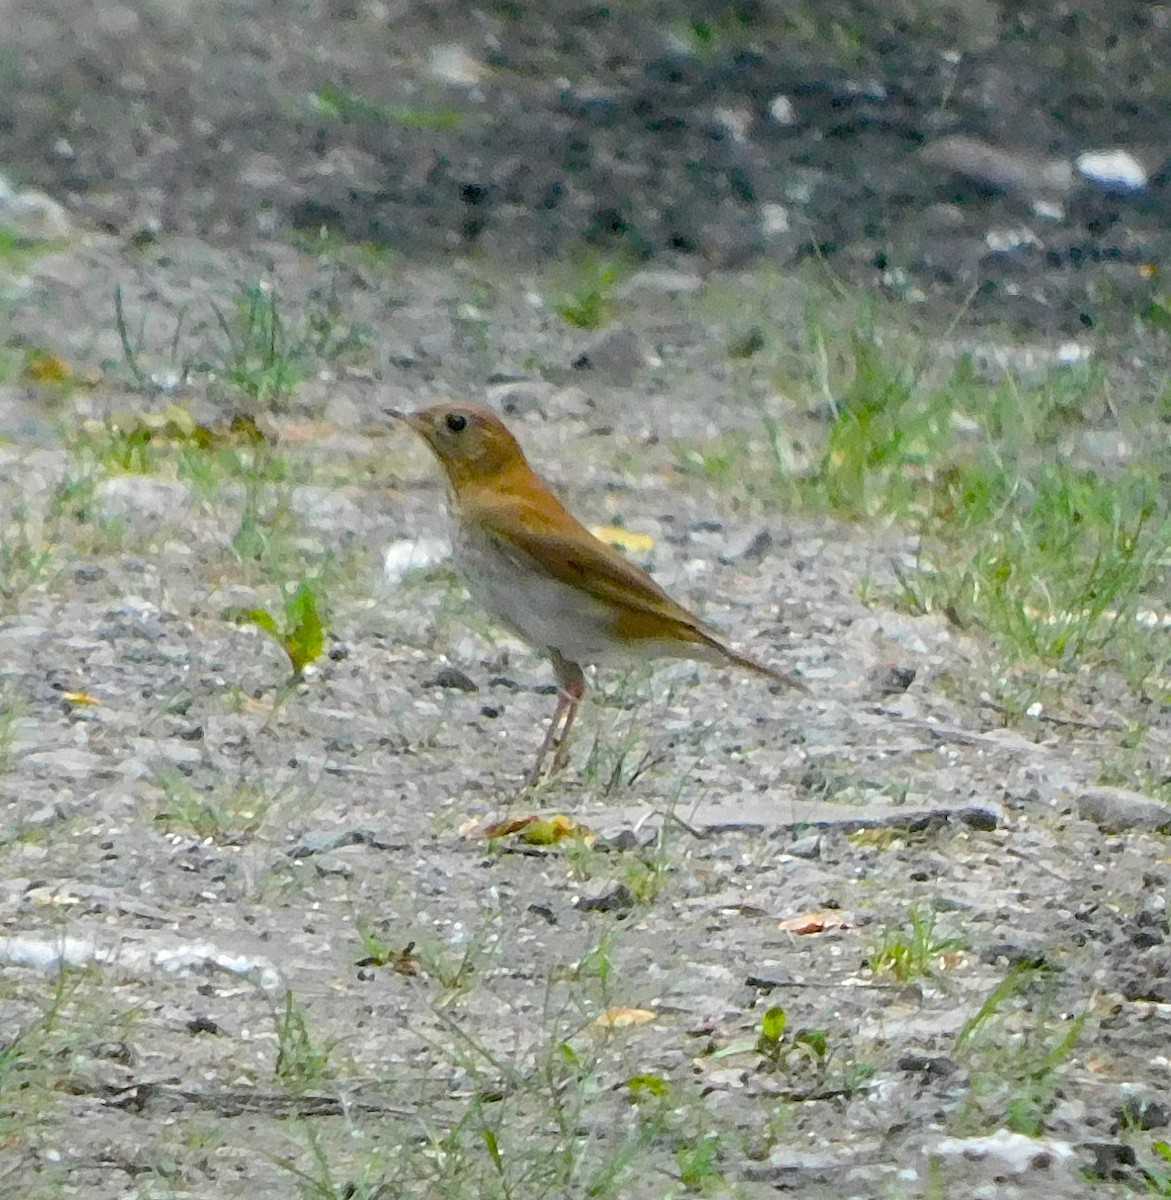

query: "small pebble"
(786, 833), (821, 859)
(426, 665), (479, 692)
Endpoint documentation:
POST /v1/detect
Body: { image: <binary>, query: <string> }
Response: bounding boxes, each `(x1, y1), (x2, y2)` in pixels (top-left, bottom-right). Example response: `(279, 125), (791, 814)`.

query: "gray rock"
(288, 828), (377, 858)
(615, 269), (704, 298)
(157, 741), (203, 767)
(767, 94), (797, 126)
(765, 1148), (838, 1172)
(571, 325), (659, 373)
(574, 883), (635, 914)
(27, 748), (107, 776)
(548, 385), (593, 415)
(28, 249), (97, 291)
(96, 476), (194, 525)
(785, 833), (822, 859)
(868, 664), (918, 697)
(324, 393), (365, 430)
(1121, 947), (1171, 1003)
(1077, 429), (1135, 471)
(1076, 787), (1171, 834)
(427, 43), (485, 87)
(0, 173), (72, 240)
(22, 803), (66, 829)
(485, 380), (552, 417)
(315, 859), (355, 878)
(1082, 1142), (1138, 1182)
(718, 527), (774, 564)
(291, 486), (365, 538)
(919, 136), (1073, 200)
(0, 387), (54, 440)
(426, 665), (479, 692)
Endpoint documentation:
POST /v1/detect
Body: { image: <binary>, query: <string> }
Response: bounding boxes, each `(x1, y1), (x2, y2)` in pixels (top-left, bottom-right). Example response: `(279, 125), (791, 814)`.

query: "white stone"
(984, 227), (1042, 254)
(932, 1129), (1074, 1174)
(1032, 198), (1065, 220)
(1076, 148), (1147, 191)
(384, 536), (451, 582)
(0, 173), (72, 241)
(760, 203), (791, 236)
(428, 44), (485, 87)
(768, 95), (796, 125)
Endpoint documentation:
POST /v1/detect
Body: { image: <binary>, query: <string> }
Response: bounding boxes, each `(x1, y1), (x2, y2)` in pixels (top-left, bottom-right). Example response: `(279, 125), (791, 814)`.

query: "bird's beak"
(385, 407), (422, 430)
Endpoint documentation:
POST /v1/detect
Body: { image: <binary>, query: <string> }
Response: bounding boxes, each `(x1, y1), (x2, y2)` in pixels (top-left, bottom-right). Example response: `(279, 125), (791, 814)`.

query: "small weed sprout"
(214, 282), (308, 408)
(152, 771), (273, 842)
(955, 962), (1092, 1136)
(230, 580), (326, 682)
(273, 990), (335, 1089)
(867, 905), (966, 982)
(550, 256), (629, 329)
(204, 279), (371, 410)
(0, 698), (25, 774)
(756, 1004), (787, 1066)
(0, 507), (54, 608)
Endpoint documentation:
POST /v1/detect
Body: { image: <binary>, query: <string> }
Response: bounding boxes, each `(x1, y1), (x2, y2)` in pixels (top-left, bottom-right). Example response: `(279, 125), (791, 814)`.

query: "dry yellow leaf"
(778, 909), (850, 935)
(479, 814), (594, 846)
(23, 353), (73, 386)
(61, 691), (101, 706)
(596, 1007), (657, 1028)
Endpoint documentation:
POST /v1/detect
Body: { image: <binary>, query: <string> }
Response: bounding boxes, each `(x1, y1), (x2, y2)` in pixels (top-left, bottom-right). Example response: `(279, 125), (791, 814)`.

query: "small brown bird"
(392, 403), (806, 784)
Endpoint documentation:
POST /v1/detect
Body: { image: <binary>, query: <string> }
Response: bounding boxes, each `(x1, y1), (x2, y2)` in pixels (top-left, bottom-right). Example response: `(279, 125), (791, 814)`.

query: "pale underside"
(451, 517), (731, 670)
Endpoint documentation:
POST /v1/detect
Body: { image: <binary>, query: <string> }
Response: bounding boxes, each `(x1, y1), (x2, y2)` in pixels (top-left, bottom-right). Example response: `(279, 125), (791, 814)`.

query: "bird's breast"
(451, 519), (632, 666)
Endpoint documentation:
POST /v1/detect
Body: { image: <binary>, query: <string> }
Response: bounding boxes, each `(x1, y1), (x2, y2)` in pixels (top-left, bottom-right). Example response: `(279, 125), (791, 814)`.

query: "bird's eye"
(445, 413), (467, 433)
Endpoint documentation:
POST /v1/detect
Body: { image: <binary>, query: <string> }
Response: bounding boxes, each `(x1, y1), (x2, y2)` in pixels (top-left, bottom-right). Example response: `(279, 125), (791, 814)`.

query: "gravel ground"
(0, 237), (1169, 1198)
(2, 5), (1171, 1197)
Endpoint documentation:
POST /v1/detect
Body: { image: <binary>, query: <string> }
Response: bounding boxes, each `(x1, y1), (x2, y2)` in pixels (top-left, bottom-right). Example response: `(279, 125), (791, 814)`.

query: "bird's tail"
(696, 629), (812, 695)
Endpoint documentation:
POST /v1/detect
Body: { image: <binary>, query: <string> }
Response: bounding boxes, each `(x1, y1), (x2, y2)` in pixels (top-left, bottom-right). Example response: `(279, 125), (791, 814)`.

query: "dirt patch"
(5, 0), (1171, 332)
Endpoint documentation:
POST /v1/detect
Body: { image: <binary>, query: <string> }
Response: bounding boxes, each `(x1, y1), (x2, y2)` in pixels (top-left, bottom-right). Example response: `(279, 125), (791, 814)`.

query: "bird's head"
(390, 403), (530, 493)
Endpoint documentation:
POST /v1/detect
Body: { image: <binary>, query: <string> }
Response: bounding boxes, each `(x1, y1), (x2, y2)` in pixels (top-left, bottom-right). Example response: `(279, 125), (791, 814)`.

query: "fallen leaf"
(480, 814), (594, 846)
(23, 352), (73, 386)
(356, 941), (419, 976)
(480, 815), (538, 839)
(711, 1035), (760, 1060)
(596, 1007), (656, 1028)
(778, 909), (850, 935)
(61, 691), (101, 706)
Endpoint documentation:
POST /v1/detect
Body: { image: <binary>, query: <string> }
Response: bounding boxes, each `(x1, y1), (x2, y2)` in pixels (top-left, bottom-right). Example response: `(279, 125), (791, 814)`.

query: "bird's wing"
(470, 484), (728, 649)
(469, 486), (810, 691)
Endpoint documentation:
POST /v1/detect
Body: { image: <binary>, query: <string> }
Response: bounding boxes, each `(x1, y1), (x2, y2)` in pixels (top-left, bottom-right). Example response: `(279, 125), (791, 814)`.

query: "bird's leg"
(526, 690), (571, 788)
(525, 653), (587, 786)
(550, 654), (586, 775)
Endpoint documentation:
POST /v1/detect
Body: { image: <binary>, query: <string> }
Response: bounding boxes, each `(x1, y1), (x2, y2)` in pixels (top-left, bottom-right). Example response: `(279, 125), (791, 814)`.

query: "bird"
(391, 403), (807, 785)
